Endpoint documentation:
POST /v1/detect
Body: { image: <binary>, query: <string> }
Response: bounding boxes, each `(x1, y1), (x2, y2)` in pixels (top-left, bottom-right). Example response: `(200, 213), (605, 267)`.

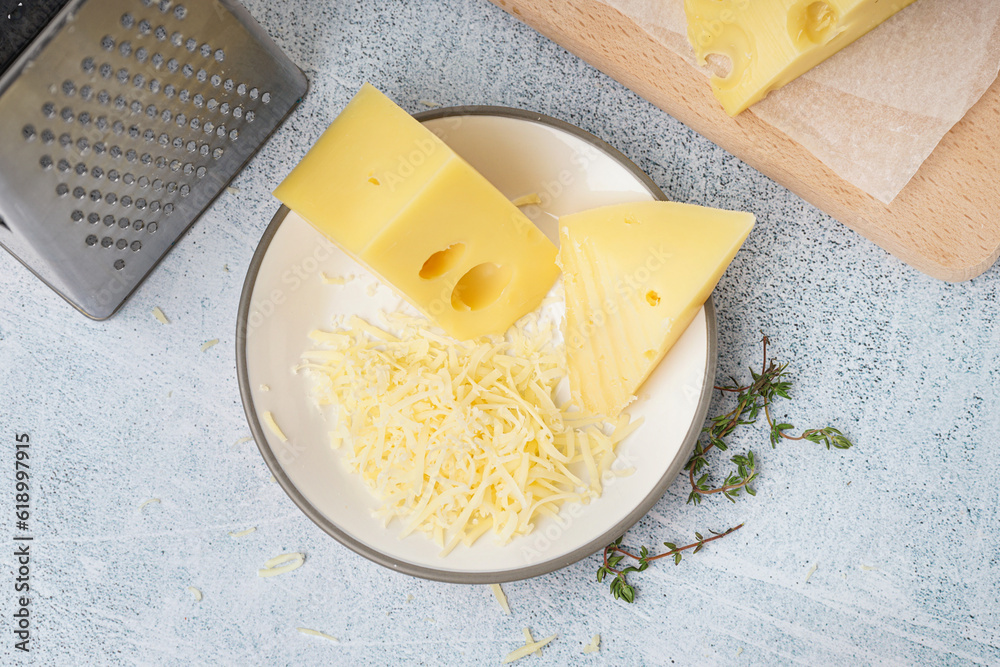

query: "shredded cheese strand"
(138, 498), (161, 512)
(490, 583), (511, 615)
(228, 527), (257, 538)
(297, 627), (339, 642)
(523, 628), (541, 656)
(511, 193), (542, 207)
(503, 634), (557, 663)
(258, 553), (305, 577)
(300, 311), (633, 552)
(187, 586), (202, 601)
(262, 411), (288, 442)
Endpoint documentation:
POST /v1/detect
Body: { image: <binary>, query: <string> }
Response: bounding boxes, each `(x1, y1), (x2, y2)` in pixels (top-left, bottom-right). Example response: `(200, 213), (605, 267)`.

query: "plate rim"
(235, 105), (718, 583)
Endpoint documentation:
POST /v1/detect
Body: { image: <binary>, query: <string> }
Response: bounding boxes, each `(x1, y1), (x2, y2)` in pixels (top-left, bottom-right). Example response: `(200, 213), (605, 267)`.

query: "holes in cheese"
(451, 262), (512, 311)
(419, 243), (466, 280)
(790, 1), (838, 47)
(273, 83), (559, 340)
(685, 0), (917, 115)
(558, 201), (754, 417)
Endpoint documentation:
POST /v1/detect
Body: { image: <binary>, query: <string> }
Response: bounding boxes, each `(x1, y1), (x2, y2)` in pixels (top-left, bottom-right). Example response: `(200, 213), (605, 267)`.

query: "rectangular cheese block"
(274, 84), (559, 340)
(558, 201), (754, 417)
(685, 0), (917, 115)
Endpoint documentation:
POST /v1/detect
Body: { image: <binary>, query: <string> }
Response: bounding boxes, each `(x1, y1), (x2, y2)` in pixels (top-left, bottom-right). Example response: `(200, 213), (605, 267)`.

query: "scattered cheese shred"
(229, 527), (257, 538)
(258, 552), (305, 577)
(583, 634), (600, 654)
(805, 562), (818, 583)
(737, 646), (744, 656)
(259, 385), (271, 392)
(152, 306), (169, 324)
(200, 339), (220, 352)
(490, 583), (511, 615)
(226, 186), (241, 194)
(365, 283), (378, 297)
(321, 273), (356, 285)
(297, 627), (339, 642)
(138, 498), (161, 512)
(511, 193), (542, 207)
(187, 586), (203, 601)
(233, 436), (254, 447)
(523, 628), (541, 656)
(405, 594), (415, 602)
(419, 99), (442, 108)
(262, 411), (288, 442)
(861, 564), (879, 571)
(503, 634), (557, 663)
(299, 311), (632, 553)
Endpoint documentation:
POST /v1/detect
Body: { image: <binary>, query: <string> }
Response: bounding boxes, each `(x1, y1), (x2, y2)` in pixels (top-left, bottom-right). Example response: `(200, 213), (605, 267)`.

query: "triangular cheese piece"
(558, 201), (754, 417)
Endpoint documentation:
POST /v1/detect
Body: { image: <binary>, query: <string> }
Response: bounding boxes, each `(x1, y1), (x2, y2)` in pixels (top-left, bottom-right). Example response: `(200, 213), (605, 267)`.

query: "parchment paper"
(596, 0), (1000, 203)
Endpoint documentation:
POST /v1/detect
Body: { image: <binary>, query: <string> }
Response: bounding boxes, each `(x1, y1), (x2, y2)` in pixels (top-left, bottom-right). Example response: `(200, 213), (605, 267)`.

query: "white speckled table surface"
(2, 0), (999, 664)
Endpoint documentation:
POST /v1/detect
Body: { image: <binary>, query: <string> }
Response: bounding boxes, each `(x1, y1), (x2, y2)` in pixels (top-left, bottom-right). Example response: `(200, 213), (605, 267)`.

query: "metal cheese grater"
(0, 0), (307, 319)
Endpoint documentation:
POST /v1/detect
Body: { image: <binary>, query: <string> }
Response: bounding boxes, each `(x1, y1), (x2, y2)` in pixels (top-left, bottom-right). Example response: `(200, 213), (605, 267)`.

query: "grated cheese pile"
(299, 311), (638, 555)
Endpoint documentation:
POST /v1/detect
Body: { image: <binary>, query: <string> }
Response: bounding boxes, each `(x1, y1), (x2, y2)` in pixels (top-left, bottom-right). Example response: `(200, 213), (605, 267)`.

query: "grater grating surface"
(0, 0), (307, 319)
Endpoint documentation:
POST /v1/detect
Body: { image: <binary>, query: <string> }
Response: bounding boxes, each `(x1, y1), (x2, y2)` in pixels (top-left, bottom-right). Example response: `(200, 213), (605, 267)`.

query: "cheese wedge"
(685, 0), (917, 115)
(558, 201), (754, 417)
(274, 84), (559, 340)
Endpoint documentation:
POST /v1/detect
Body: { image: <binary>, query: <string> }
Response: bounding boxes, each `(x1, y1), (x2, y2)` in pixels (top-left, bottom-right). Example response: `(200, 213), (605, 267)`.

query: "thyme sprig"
(596, 334), (852, 602)
(686, 334), (852, 505)
(597, 524), (744, 602)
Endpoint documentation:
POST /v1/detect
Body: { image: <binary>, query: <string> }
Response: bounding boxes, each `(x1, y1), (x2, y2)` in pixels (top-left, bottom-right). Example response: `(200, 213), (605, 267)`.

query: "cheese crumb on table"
(583, 634), (600, 654)
(805, 562), (818, 582)
(186, 586), (203, 601)
(200, 339), (219, 352)
(228, 527), (257, 538)
(297, 627), (339, 642)
(299, 311), (635, 554)
(490, 584), (511, 615)
(523, 628), (541, 656)
(151, 306), (169, 324)
(258, 552), (305, 577)
(137, 498), (161, 512)
(503, 633), (557, 663)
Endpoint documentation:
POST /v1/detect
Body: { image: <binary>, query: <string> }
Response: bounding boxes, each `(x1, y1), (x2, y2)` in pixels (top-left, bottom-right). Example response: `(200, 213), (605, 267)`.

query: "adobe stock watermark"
(241, 233), (339, 340)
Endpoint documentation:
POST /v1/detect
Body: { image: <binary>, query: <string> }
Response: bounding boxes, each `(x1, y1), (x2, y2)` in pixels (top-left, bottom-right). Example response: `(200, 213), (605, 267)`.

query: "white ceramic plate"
(237, 108), (716, 583)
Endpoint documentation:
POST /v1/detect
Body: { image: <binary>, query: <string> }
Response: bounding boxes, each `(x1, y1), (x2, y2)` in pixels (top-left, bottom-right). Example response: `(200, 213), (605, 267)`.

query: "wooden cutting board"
(489, 0), (1000, 282)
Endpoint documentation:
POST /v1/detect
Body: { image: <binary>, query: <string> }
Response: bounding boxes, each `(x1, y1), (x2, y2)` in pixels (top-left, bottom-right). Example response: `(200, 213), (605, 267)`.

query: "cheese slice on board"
(685, 0), (917, 115)
(558, 201), (754, 417)
(274, 83), (559, 341)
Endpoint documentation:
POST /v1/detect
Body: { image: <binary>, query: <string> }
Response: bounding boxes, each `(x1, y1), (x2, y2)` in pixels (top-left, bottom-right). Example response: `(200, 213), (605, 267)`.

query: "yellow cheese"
(558, 201), (754, 417)
(685, 0), (917, 115)
(299, 310), (636, 554)
(274, 84), (559, 340)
